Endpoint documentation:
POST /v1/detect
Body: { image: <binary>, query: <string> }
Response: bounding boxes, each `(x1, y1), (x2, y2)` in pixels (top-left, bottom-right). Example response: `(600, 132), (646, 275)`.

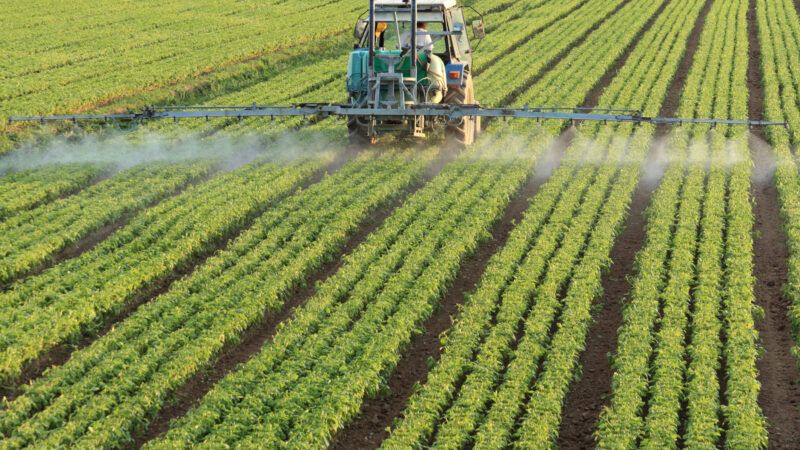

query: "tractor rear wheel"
(445, 77), (478, 147)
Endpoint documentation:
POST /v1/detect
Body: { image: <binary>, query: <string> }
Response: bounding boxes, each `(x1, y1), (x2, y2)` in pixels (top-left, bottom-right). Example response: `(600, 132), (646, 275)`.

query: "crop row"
(498, 0), (712, 439)
(0, 0), (538, 155)
(4, 0), (581, 154)
(477, 0), (636, 106)
(471, 0), (586, 75)
(0, 152), (427, 448)
(109, 0), (539, 144)
(139, 0), (579, 140)
(0, 2), (719, 449)
(0, 164), (103, 221)
(140, 0), (678, 445)
(756, 0), (800, 374)
(0, 157), (325, 384)
(145, 144), (537, 448)
(381, 0), (693, 445)
(598, 0), (766, 447)
(2, 0), (324, 57)
(0, 0), (568, 370)
(0, 162), (212, 285)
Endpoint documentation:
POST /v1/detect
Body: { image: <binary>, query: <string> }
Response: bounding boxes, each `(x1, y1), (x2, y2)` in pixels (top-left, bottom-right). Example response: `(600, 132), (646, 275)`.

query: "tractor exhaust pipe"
(411, 0), (418, 80)
(368, 0), (375, 77)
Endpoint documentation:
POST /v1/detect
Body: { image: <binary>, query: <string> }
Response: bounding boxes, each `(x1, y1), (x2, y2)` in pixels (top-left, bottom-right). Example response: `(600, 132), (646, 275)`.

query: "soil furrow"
(555, 151), (662, 450)
(748, 1), (800, 444)
(554, 1), (712, 445)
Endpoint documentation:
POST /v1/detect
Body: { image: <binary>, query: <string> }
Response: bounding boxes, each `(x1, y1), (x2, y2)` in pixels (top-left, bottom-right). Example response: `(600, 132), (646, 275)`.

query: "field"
(2, 0), (800, 448)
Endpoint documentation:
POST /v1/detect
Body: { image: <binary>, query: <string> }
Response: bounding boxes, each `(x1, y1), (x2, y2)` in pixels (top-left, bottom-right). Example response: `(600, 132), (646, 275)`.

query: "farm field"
(3, 0), (800, 448)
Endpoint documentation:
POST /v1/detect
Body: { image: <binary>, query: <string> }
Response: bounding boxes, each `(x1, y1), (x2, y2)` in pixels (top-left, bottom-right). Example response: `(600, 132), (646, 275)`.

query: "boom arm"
(7, 104), (787, 129)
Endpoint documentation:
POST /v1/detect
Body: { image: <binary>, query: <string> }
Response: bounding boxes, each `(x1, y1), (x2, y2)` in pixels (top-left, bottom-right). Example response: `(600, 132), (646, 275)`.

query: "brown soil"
(750, 136), (800, 450)
(656, 0), (714, 137)
(555, 154), (662, 450)
(132, 150), (444, 448)
(328, 132), (571, 450)
(748, 2), (800, 446)
(552, 1), (711, 447)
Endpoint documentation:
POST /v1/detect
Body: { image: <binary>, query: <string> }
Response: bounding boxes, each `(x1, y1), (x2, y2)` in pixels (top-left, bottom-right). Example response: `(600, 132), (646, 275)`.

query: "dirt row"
(747, 0), (800, 447)
(555, 0), (713, 446)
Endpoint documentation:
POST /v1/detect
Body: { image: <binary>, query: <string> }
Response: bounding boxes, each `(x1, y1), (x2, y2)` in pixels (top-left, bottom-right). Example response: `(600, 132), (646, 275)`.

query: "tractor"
(347, 0), (486, 146)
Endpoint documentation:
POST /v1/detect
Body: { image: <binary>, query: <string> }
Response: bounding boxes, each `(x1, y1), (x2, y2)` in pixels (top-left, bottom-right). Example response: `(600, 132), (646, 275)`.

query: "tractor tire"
(348, 118), (375, 148)
(445, 77), (478, 147)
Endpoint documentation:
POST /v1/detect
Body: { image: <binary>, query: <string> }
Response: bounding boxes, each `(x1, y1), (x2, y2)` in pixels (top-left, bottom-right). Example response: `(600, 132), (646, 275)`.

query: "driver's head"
(417, 22), (427, 29)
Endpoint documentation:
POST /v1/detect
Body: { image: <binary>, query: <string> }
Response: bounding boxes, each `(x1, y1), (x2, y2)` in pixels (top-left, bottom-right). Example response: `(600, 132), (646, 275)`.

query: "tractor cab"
(347, 0), (486, 146)
(357, 0), (476, 67)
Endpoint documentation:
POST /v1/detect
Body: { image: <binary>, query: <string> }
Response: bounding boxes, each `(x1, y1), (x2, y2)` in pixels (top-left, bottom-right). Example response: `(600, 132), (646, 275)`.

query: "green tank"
(347, 49), (430, 94)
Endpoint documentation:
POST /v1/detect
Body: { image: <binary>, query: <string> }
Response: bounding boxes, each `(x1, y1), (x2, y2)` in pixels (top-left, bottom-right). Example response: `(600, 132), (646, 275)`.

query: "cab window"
(376, 21), (447, 54)
(449, 8), (471, 59)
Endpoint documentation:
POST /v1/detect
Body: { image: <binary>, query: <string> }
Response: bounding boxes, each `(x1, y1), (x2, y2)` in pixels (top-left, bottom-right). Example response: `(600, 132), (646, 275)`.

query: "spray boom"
(7, 104), (787, 130)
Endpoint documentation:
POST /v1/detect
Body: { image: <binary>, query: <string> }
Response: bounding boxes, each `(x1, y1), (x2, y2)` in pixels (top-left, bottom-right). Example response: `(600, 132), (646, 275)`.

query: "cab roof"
(374, 0), (459, 10)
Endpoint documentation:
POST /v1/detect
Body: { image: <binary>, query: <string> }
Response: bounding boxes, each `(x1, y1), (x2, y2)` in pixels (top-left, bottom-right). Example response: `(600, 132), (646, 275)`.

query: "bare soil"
(555, 157), (661, 450)
(748, 2), (800, 446)
(750, 136), (800, 449)
(554, 1), (712, 446)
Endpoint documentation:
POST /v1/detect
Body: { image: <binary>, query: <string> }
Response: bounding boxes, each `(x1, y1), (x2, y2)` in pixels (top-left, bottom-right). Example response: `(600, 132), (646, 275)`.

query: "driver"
(400, 21), (434, 52)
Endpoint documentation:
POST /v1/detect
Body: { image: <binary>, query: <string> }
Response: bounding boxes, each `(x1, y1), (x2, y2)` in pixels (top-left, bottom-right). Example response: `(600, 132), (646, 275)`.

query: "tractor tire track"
(748, 1), (800, 445)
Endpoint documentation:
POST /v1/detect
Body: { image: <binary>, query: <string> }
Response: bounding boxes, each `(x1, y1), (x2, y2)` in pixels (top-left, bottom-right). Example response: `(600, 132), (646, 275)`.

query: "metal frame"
(8, 104), (787, 128)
